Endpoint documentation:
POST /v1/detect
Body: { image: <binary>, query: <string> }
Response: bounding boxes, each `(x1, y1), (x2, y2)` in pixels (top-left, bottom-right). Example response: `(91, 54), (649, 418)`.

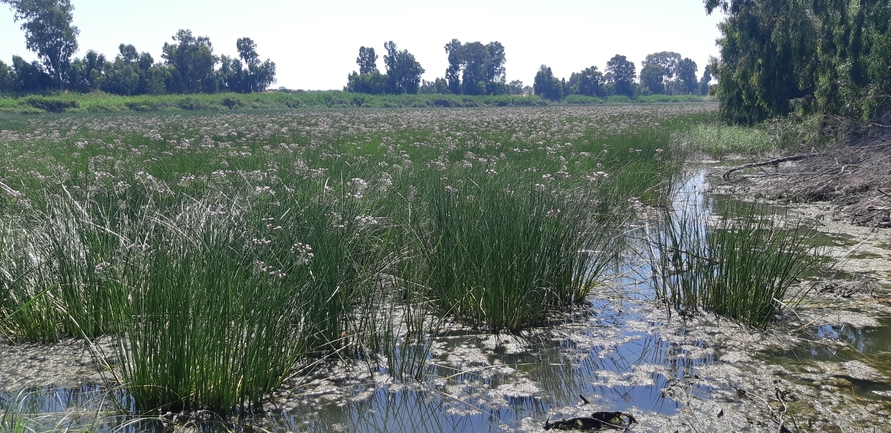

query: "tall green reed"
(648, 197), (819, 327)
(418, 170), (620, 331)
(113, 197), (312, 413)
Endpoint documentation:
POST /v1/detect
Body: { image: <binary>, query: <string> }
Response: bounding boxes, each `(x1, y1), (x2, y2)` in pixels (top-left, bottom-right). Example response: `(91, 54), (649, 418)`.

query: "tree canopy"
(533, 65), (563, 101)
(356, 46), (377, 75)
(707, 0), (891, 124)
(606, 54), (636, 98)
(383, 41), (424, 94)
(1, 0), (79, 85)
(444, 39), (507, 95)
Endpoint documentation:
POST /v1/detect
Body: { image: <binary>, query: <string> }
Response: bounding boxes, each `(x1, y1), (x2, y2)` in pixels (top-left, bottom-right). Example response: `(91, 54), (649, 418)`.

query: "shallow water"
(3, 169), (891, 432)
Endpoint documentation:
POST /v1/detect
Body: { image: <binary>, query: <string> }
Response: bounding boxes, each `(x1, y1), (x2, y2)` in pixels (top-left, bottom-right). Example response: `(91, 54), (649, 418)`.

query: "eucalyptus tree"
(533, 65), (562, 101)
(569, 66), (605, 97)
(383, 41), (424, 94)
(0, 0), (79, 86)
(704, 0), (891, 123)
(444, 39), (506, 95)
(356, 46), (378, 75)
(676, 58), (698, 94)
(606, 54), (636, 98)
(162, 29), (218, 93)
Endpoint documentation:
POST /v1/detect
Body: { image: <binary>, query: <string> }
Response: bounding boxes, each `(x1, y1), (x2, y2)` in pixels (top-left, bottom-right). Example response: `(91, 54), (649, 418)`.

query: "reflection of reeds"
(648, 199), (819, 327)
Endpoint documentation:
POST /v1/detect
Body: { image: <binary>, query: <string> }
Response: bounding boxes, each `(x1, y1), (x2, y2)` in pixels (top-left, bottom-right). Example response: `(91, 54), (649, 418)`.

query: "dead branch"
(722, 153), (820, 179)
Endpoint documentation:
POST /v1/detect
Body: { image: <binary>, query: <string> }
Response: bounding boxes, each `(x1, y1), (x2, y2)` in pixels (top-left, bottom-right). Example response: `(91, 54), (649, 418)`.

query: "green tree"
(507, 80), (525, 95)
(443, 39), (507, 95)
(419, 77), (450, 94)
(346, 70), (388, 94)
(233, 37), (276, 92)
(533, 65), (562, 101)
(569, 66), (605, 97)
(639, 63), (665, 94)
(67, 49), (105, 92)
(606, 54), (636, 97)
(0, 59), (13, 91)
(10, 55), (53, 91)
(698, 63), (712, 96)
(383, 41), (424, 94)
(1, 0), (79, 86)
(162, 29), (218, 93)
(356, 46), (377, 75)
(676, 57), (698, 94)
(705, 0), (817, 123)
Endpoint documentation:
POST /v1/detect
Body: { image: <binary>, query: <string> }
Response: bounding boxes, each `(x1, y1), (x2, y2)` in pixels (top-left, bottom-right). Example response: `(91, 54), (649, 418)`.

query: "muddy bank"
(717, 138), (891, 228)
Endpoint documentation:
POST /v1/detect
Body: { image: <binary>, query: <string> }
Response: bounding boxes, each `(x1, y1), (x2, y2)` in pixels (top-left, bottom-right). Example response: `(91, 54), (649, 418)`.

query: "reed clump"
(416, 169), (621, 331)
(648, 199), (820, 327)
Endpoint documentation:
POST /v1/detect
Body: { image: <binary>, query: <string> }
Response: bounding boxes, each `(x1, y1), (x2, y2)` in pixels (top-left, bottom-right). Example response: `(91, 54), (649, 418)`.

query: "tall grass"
(0, 105), (717, 415)
(418, 170), (621, 331)
(112, 199), (309, 413)
(647, 198), (820, 327)
(682, 114), (828, 157)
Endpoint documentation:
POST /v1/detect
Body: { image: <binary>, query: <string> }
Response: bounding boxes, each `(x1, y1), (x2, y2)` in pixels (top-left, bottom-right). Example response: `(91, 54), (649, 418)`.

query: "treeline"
(532, 52), (712, 101)
(708, 0), (891, 124)
(346, 40), (712, 101)
(0, 1), (275, 95)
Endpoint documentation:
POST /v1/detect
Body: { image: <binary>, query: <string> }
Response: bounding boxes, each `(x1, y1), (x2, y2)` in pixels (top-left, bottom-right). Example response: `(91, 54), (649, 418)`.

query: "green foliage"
(639, 52), (699, 95)
(709, 0), (891, 123)
(216, 42), (277, 93)
(606, 54), (636, 98)
(346, 70), (389, 94)
(1, 0), (79, 85)
(356, 46), (378, 75)
(682, 113), (825, 157)
(0, 91), (555, 113)
(443, 39), (507, 95)
(534, 65), (563, 101)
(162, 29), (218, 93)
(648, 199), (819, 328)
(569, 66), (605, 97)
(383, 41), (424, 94)
(640, 63), (665, 95)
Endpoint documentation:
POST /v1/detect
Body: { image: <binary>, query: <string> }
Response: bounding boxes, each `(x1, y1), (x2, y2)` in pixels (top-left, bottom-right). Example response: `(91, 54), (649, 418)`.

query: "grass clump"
(682, 114), (828, 157)
(419, 171), (619, 331)
(648, 198), (819, 327)
(113, 205), (308, 413)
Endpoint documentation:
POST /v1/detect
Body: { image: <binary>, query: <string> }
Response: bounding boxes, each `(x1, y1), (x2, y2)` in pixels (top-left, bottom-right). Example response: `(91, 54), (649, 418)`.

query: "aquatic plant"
(418, 170), (620, 331)
(648, 198), (819, 327)
(0, 104), (715, 415)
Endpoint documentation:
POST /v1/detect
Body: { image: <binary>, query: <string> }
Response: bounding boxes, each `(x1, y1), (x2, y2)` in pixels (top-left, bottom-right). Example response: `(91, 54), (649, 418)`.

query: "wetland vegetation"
(1, 103), (889, 432)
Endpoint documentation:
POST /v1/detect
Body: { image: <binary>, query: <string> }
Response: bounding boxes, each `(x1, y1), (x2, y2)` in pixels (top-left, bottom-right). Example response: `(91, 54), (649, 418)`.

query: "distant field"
(0, 91), (713, 114)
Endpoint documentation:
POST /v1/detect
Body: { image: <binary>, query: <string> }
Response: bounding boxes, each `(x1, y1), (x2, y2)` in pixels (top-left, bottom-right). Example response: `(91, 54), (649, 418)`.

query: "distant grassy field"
(1, 104), (721, 413)
(0, 91), (713, 114)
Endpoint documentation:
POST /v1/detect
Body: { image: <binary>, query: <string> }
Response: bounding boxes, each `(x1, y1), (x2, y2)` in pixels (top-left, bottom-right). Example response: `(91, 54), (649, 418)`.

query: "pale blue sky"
(0, 0), (725, 90)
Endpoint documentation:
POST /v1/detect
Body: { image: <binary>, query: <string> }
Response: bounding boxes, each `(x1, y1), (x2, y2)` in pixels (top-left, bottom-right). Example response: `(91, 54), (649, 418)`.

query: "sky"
(0, 0), (725, 91)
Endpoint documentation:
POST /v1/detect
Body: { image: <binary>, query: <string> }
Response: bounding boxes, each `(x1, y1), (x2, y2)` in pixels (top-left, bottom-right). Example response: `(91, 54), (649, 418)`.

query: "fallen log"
(722, 153), (820, 179)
